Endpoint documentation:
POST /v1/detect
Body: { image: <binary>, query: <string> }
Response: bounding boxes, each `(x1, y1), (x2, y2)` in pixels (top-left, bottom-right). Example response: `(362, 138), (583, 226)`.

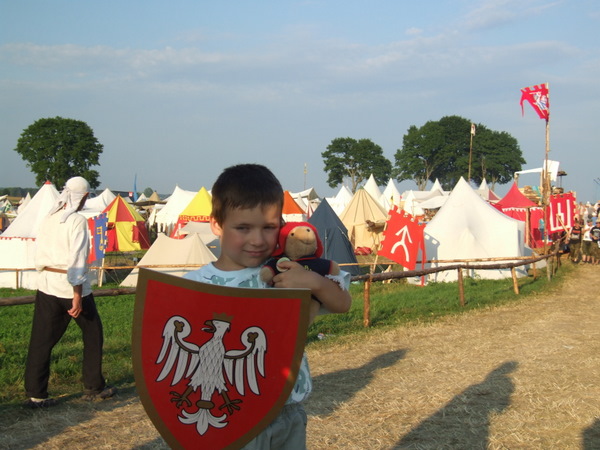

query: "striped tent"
(103, 195), (150, 252)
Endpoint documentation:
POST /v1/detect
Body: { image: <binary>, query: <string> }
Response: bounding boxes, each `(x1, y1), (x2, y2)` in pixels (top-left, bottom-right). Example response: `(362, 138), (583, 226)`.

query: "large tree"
(394, 115), (525, 190)
(14, 117), (103, 189)
(322, 137), (392, 193)
(471, 129), (525, 188)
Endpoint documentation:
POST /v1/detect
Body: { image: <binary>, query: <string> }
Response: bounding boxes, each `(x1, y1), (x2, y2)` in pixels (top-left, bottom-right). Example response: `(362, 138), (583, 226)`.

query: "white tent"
(17, 192), (32, 214)
(120, 232), (217, 287)
(326, 185), (353, 217)
(402, 188), (445, 217)
(147, 186), (197, 235)
(363, 174), (383, 206)
(2, 182), (59, 238)
(423, 178), (528, 283)
(0, 182), (59, 288)
(430, 179), (447, 194)
(475, 179), (500, 203)
(80, 188), (117, 219)
(381, 178), (401, 209)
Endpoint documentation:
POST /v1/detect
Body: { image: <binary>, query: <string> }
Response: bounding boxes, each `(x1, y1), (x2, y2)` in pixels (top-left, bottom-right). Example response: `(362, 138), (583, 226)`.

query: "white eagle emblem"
(156, 313), (267, 435)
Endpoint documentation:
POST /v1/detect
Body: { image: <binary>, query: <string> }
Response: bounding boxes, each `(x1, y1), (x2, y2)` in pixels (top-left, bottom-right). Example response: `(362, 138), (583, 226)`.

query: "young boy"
(184, 163), (351, 449)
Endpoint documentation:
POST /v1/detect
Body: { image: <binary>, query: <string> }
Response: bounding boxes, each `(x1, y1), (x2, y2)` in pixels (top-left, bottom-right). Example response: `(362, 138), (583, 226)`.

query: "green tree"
(322, 137), (392, 193)
(472, 129), (525, 189)
(394, 122), (445, 190)
(394, 116), (525, 190)
(14, 117), (103, 189)
(143, 187), (154, 197)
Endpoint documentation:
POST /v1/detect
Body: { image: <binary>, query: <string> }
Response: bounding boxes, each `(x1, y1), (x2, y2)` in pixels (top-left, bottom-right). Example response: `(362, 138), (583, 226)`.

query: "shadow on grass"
(395, 360), (517, 449)
(306, 349), (407, 417)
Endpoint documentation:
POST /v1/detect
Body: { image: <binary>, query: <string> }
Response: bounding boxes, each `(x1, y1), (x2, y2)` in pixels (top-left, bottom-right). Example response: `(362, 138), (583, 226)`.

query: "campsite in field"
(2, 172), (600, 449)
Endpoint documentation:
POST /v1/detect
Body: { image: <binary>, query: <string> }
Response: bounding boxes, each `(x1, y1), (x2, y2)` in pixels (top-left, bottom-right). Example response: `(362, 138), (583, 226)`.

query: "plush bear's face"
(284, 225), (318, 260)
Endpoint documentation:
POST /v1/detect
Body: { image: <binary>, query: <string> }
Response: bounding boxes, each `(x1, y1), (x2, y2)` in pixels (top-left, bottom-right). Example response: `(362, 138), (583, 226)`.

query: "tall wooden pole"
(543, 84), (551, 251)
(468, 132), (473, 182)
(468, 123), (475, 182)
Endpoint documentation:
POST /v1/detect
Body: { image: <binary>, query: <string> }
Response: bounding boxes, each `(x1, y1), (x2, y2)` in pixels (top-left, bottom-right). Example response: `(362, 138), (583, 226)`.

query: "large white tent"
(1, 182), (59, 238)
(423, 178), (529, 283)
(0, 182), (60, 288)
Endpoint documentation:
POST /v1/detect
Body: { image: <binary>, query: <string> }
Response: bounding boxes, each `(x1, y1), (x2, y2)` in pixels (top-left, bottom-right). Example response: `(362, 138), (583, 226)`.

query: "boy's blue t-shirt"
(183, 263), (313, 404)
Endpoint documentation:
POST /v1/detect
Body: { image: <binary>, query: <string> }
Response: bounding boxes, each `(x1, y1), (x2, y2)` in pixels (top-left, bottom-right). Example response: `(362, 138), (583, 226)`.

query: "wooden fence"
(1, 250), (561, 318)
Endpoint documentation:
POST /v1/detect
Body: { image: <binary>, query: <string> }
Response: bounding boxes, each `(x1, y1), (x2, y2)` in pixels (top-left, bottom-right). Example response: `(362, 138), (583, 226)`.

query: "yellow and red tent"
(170, 187), (212, 239)
(102, 195), (150, 252)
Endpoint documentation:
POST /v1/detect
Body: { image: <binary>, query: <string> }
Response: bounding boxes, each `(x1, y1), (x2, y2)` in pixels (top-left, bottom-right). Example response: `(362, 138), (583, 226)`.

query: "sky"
(1, 0), (599, 202)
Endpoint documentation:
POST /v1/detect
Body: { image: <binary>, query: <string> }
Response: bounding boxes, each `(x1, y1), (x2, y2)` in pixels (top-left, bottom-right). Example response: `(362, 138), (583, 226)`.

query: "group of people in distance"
(24, 164), (352, 449)
(564, 210), (600, 265)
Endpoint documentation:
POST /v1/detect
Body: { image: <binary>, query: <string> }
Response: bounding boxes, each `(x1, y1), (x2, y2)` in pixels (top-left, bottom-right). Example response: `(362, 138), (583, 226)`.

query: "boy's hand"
(272, 260), (351, 314)
(272, 260), (319, 290)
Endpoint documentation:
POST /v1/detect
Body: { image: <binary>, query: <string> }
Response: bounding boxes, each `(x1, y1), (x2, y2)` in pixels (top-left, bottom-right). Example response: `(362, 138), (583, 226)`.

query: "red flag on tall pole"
(520, 83), (549, 121)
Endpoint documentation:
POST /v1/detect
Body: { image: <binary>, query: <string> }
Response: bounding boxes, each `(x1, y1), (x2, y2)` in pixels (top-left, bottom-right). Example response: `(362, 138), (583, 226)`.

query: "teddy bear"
(260, 222), (341, 321)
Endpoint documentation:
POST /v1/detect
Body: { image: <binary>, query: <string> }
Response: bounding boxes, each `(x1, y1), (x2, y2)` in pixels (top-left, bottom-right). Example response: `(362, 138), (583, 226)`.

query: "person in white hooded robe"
(24, 176), (116, 408)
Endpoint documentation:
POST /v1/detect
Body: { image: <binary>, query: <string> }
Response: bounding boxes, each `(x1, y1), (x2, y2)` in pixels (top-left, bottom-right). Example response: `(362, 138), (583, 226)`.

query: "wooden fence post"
(511, 267), (520, 294)
(457, 268), (465, 307)
(363, 277), (371, 327)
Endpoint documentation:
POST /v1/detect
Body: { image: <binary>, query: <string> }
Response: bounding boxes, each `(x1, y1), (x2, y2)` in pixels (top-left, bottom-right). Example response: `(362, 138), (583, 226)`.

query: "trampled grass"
(0, 265), (571, 406)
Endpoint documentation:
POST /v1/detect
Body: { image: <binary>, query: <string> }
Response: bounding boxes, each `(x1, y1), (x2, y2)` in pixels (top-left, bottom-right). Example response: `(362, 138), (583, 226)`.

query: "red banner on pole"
(520, 83), (550, 120)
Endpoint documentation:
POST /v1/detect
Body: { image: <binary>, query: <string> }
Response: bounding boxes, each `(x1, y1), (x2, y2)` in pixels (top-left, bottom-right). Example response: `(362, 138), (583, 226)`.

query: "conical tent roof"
(102, 195), (150, 251)
(120, 232), (216, 287)
(148, 191), (162, 202)
(2, 181), (59, 238)
(282, 190), (306, 222)
(171, 187), (212, 238)
(363, 174), (383, 205)
(178, 187), (212, 220)
(495, 182), (537, 209)
(17, 192), (32, 214)
(309, 199), (359, 275)
(326, 185), (353, 217)
(382, 178), (401, 208)
(340, 189), (388, 250)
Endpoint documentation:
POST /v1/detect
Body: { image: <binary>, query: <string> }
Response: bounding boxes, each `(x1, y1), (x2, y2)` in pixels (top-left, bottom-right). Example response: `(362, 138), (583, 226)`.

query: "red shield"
(132, 269), (311, 449)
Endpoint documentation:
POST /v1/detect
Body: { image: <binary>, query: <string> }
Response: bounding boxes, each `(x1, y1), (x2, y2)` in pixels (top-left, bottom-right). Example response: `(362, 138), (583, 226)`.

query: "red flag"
(547, 192), (576, 233)
(378, 206), (425, 270)
(520, 83), (549, 120)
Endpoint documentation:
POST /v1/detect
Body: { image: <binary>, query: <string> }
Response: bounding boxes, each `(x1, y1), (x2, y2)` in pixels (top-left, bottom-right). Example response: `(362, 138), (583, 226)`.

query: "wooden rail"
(0, 252), (560, 327)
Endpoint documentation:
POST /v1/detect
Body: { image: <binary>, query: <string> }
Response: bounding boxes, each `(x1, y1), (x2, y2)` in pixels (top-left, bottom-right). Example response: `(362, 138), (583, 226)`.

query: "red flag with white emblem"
(520, 83), (550, 120)
(378, 207), (426, 270)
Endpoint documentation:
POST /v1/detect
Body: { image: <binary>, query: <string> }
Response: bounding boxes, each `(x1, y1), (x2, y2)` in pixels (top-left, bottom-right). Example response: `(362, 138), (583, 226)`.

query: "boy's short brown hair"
(211, 164), (284, 225)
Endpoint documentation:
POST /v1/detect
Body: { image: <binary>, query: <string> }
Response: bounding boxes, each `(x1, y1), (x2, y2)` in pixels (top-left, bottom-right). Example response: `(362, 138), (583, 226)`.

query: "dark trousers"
(25, 291), (106, 399)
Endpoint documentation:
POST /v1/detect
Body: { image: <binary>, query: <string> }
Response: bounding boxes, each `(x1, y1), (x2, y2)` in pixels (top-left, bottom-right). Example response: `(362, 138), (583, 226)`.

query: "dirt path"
(2, 264), (599, 449)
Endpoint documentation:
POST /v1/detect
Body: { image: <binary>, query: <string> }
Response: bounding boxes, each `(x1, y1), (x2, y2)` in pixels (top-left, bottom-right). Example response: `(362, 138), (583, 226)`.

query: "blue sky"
(1, 0), (599, 201)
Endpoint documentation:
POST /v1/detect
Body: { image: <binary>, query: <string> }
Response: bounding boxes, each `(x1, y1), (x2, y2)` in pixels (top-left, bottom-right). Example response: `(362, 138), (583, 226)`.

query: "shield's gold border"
(132, 268), (312, 450)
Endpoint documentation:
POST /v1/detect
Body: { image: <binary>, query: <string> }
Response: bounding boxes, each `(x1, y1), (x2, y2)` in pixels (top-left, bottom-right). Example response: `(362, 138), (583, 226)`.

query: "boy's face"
(210, 203), (281, 271)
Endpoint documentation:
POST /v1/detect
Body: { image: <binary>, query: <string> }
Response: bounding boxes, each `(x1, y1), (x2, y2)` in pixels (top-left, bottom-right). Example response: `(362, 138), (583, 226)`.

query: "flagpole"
(543, 83), (550, 251)
(468, 126), (473, 182)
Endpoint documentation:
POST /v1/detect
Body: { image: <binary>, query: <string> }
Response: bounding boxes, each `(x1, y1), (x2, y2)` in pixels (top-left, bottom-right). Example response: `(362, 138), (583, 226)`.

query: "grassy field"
(0, 264), (570, 407)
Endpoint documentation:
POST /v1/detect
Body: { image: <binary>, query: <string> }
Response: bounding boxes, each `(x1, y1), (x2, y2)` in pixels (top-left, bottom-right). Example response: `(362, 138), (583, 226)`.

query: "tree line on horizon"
(12, 115), (525, 196)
